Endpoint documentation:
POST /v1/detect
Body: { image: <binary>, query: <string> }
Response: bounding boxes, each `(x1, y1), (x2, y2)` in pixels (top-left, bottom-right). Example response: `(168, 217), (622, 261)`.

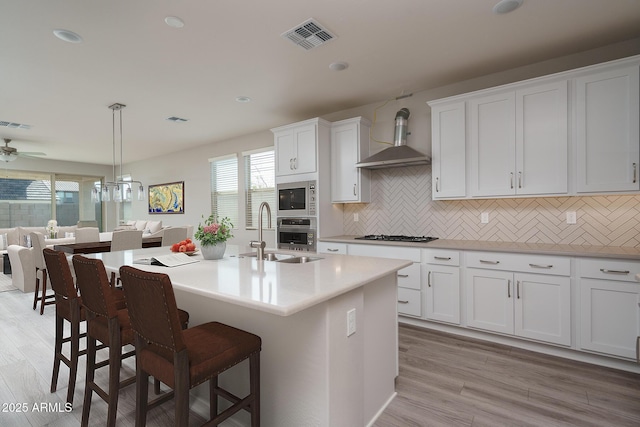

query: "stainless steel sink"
(238, 252), (297, 261)
(276, 256), (322, 263)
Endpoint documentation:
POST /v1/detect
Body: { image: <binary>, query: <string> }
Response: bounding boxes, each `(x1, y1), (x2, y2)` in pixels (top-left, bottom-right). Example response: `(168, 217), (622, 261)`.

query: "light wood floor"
(375, 324), (640, 427)
(1, 287), (639, 426)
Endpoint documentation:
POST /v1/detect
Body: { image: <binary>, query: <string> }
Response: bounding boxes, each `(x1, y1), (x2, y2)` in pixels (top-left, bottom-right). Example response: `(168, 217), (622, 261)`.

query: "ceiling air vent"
(166, 116), (188, 123)
(0, 121), (31, 129)
(281, 18), (335, 50)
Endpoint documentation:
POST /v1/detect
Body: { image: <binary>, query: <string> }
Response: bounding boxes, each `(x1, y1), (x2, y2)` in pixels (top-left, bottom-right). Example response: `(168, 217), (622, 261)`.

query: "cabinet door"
(516, 81), (568, 195)
(466, 268), (513, 334)
(514, 273), (571, 346)
(580, 278), (640, 359)
(470, 92), (516, 196)
(576, 66), (640, 193)
(431, 102), (466, 199)
(275, 130), (296, 176)
(331, 120), (370, 202)
(293, 124), (317, 174)
(425, 264), (460, 325)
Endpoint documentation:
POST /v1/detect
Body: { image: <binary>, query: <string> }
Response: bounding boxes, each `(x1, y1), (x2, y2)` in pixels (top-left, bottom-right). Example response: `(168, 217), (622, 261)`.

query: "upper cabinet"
(273, 119), (330, 177)
(469, 81), (568, 197)
(331, 117), (371, 203)
(576, 66), (640, 193)
(428, 55), (639, 200)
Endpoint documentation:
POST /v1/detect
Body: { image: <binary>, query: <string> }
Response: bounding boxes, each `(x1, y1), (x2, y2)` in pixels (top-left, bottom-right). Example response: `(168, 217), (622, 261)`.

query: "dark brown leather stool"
(119, 266), (261, 427)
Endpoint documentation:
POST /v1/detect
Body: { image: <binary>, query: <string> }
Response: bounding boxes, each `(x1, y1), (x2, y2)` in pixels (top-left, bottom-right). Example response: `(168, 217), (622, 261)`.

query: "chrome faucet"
(249, 201), (271, 260)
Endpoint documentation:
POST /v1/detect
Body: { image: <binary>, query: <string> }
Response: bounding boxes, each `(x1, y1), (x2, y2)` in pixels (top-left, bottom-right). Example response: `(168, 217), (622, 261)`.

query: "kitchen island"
(86, 245), (412, 427)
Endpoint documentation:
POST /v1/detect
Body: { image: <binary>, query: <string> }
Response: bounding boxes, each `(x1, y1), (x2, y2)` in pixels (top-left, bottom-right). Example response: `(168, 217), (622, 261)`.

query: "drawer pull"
(434, 256), (451, 261)
(599, 268), (630, 275)
(397, 274), (409, 278)
(529, 263), (553, 269)
(398, 300), (409, 304)
(327, 248), (339, 252)
(480, 260), (500, 264)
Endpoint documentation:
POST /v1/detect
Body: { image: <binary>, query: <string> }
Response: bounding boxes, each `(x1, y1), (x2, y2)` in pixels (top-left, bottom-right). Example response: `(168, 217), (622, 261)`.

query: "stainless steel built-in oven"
(276, 180), (316, 217)
(277, 217), (316, 252)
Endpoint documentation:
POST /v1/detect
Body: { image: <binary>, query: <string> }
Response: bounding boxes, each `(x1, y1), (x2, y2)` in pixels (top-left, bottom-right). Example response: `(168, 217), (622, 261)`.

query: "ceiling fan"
(1, 138), (46, 162)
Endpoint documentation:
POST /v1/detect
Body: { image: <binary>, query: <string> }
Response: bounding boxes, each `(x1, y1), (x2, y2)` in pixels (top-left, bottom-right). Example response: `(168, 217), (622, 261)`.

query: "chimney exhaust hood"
(356, 108), (430, 169)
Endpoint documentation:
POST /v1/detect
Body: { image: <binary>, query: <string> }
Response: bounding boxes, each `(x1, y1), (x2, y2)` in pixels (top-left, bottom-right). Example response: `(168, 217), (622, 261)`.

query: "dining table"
(53, 236), (162, 254)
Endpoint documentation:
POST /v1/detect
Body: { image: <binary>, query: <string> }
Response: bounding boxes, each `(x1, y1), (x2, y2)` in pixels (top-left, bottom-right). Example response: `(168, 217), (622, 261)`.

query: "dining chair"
(119, 265), (261, 427)
(30, 231), (55, 314)
(161, 227), (188, 247)
(74, 227), (100, 244)
(110, 229), (143, 252)
(43, 248), (88, 407)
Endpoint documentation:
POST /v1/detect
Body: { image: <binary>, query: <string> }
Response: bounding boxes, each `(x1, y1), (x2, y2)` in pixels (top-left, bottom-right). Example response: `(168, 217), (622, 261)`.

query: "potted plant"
(194, 215), (233, 260)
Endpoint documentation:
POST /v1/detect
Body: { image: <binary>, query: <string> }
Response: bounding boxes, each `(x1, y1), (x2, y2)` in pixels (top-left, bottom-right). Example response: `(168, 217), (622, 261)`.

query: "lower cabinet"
(424, 249), (461, 325)
(579, 258), (640, 359)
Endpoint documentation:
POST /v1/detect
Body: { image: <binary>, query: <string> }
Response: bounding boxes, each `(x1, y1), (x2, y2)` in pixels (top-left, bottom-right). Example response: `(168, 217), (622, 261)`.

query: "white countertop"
(84, 244), (411, 317)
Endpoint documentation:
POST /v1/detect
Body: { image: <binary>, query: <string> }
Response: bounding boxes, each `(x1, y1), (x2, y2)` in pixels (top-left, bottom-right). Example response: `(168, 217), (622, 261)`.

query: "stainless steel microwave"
(276, 180), (316, 217)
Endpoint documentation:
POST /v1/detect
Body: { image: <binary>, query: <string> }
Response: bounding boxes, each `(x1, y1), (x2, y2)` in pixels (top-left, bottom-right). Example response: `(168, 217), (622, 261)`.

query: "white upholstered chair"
(7, 245), (36, 293)
(161, 227), (188, 246)
(75, 227), (100, 244)
(110, 229), (143, 252)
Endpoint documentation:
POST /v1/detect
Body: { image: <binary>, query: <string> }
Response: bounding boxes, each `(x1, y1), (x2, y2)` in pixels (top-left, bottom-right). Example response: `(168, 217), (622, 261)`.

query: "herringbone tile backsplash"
(343, 166), (640, 247)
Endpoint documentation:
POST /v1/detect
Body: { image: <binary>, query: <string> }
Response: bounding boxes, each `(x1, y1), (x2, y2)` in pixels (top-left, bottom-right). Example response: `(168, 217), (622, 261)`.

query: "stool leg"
(81, 334), (96, 427)
(50, 313), (63, 393)
(250, 352), (260, 427)
(106, 324), (122, 427)
(135, 363), (149, 427)
(174, 351), (189, 427)
(67, 311), (81, 406)
(39, 270), (48, 315)
(33, 270), (40, 310)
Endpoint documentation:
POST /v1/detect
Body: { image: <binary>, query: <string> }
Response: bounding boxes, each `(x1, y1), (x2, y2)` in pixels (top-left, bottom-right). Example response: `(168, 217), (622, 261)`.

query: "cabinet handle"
(397, 274), (409, 278)
(290, 158), (294, 170)
(510, 172), (514, 189)
(517, 280), (520, 299)
(428, 271), (431, 287)
(434, 256), (451, 261)
(327, 248), (339, 252)
(518, 171), (522, 189)
(353, 184), (357, 196)
(293, 157), (297, 169)
(398, 300), (409, 304)
(599, 268), (630, 275)
(480, 260), (500, 264)
(507, 280), (511, 298)
(435, 177), (439, 192)
(634, 163), (637, 184)
(529, 263), (553, 269)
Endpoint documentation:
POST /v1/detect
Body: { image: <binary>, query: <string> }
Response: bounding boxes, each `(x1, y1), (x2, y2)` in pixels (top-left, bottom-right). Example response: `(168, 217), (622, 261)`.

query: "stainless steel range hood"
(356, 108), (430, 169)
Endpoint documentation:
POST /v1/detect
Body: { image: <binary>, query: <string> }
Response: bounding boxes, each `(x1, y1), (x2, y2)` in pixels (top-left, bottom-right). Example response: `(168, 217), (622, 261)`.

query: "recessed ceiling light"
(493, 0), (524, 14)
(235, 96), (251, 103)
(53, 29), (83, 44)
(164, 16), (185, 28)
(329, 61), (349, 71)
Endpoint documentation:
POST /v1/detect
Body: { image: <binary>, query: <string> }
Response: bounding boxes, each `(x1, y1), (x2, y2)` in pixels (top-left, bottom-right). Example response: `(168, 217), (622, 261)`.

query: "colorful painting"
(148, 181), (184, 214)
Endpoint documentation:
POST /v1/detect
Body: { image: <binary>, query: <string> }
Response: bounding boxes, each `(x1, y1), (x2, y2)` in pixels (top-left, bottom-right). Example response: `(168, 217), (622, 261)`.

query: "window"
(209, 154), (238, 226)
(244, 149), (275, 229)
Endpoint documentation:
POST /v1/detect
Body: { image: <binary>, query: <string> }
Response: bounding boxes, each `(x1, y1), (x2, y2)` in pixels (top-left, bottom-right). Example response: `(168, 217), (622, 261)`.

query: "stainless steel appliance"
(277, 217), (316, 251)
(276, 180), (316, 217)
(354, 235), (438, 243)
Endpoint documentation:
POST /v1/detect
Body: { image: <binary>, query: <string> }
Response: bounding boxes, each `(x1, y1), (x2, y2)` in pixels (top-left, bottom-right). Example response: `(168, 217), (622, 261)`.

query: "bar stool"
(119, 266), (261, 427)
(43, 248), (87, 407)
(31, 232), (55, 314)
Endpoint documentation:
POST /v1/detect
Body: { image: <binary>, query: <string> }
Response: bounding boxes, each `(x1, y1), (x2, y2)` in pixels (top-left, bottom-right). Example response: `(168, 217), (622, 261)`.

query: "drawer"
(465, 251), (570, 276)
(397, 287), (421, 317)
(348, 243), (421, 262)
(423, 249), (460, 266)
(579, 258), (640, 283)
(317, 242), (347, 254)
(397, 263), (421, 290)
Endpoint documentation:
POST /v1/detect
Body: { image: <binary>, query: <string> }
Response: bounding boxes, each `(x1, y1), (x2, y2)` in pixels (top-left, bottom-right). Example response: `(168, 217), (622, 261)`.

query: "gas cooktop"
(354, 235), (438, 243)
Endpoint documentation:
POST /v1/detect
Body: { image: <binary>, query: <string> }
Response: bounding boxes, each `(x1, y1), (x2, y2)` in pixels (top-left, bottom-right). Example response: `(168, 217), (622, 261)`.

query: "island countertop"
(85, 244), (412, 317)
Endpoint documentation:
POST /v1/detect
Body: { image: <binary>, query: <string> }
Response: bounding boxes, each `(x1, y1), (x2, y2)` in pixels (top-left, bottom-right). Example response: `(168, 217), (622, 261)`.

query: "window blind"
(244, 149), (275, 228)
(209, 155), (238, 226)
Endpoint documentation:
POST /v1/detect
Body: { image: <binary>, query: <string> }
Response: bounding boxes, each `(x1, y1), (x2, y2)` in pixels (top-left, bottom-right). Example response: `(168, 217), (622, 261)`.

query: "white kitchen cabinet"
(430, 101), (466, 199)
(273, 120), (323, 177)
(576, 65), (640, 193)
(331, 117), (371, 203)
(469, 81), (568, 197)
(579, 258), (640, 359)
(465, 252), (571, 346)
(423, 249), (461, 324)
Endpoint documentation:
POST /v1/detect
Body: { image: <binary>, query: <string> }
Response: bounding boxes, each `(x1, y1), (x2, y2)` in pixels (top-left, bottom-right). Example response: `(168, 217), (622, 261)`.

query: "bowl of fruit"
(170, 238), (198, 255)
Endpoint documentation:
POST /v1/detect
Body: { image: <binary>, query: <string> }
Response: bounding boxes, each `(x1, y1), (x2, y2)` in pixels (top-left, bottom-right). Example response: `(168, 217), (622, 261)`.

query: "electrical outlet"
(347, 308), (356, 337)
(481, 212), (489, 224)
(566, 211), (577, 224)
(353, 213), (359, 222)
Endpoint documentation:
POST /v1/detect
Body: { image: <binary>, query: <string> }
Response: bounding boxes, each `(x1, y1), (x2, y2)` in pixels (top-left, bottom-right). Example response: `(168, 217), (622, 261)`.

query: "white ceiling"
(1, 0), (640, 165)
